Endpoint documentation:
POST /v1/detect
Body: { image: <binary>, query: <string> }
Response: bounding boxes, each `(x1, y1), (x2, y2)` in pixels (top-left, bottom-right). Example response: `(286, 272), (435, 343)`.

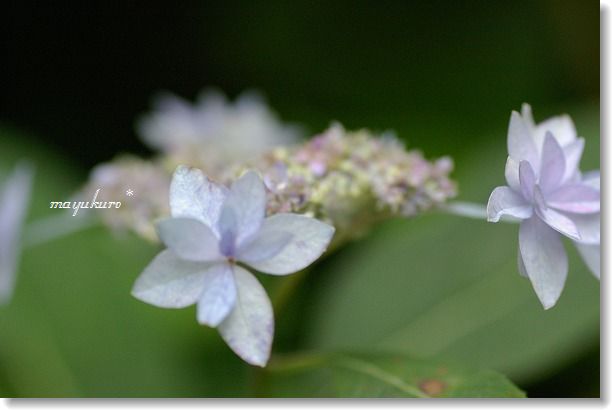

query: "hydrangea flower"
(0, 162), (34, 304)
(225, 123), (456, 245)
(487, 104), (600, 309)
(137, 90), (301, 175)
(84, 122), (456, 247)
(131, 166), (335, 366)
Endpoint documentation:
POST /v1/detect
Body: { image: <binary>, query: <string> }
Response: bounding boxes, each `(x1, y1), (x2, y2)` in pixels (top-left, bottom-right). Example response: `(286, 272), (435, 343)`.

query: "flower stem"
(441, 200), (521, 223)
(271, 268), (309, 313)
(440, 201), (488, 220)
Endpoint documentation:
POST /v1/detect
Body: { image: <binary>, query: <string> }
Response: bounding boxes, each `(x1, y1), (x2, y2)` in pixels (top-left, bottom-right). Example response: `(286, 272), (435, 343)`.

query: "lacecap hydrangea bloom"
(0, 162), (34, 304)
(224, 123), (456, 245)
(137, 90), (302, 175)
(84, 117), (456, 246)
(487, 104), (600, 309)
(132, 166), (334, 366)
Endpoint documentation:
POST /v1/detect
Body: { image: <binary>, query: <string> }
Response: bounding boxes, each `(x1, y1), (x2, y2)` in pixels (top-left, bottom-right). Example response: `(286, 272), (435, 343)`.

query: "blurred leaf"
(260, 352), (525, 398)
(300, 105), (599, 385)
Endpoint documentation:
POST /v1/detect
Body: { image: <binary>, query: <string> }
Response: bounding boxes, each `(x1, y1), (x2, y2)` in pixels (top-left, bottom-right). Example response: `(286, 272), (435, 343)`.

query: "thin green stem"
(441, 200), (520, 223)
(266, 351), (329, 372)
(270, 268), (310, 313)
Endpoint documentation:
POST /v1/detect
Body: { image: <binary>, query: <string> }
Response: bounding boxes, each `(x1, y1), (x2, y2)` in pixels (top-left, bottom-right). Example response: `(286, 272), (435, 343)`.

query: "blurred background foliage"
(0, 0), (599, 397)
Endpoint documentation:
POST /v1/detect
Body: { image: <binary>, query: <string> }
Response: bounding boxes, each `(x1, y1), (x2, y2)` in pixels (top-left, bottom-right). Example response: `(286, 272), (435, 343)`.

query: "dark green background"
(2, 1), (598, 166)
(0, 0), (599, 398)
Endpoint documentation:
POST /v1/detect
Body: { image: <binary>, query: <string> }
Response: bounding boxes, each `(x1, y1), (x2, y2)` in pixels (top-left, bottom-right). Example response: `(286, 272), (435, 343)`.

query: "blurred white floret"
(83, 156), (170, 241)
(0, 162), (34, 304)
(137, 90), (302, 175)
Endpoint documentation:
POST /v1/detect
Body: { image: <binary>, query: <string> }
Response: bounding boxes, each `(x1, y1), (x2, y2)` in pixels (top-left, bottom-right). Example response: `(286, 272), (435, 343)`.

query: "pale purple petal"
(517, 247), (528, 278)
(156, 217), (222, 262)
(486, 186), (532, 222)
(220, 170), (267, 247)
(504, 157), (521, 192)
(218, 266), (273, 367)
(0, 162), (34, 304)
(533, 114), (577, 151)
(519, 217), (568, 309)
(507, 111), (538, 167)
(539, 133), (566, 193)
(237, 230), (294, 263)
(196, 263), (237, 327)
(547, 184), (600, 214)
(569, 213), (600, 245)
(582, 171), (600, 191)
(533, 186), (580, 241)
(521, 104), (577, 153)
(519, 160), (536, 202)
(239, 214), (335, 275)
(520, 103), (536, 130)
(131, 250), (213, 308)
(217, 205), (239, 257)
(575, 242), (600, 279)
(169, 165), (228, 236)
(561, 138), (585, 183)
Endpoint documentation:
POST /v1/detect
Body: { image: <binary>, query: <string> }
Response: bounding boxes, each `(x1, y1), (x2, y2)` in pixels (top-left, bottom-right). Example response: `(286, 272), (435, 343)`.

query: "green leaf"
(260, 352), (525, 398)
(299, 106), (600, 385)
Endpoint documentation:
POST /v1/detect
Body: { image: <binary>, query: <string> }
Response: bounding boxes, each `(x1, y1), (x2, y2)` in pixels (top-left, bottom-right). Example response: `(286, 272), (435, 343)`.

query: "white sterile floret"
(487, 104), (600, 309)
(137, 90), (301, 175)
(0, 162), (34, 304)
(132, 166), (335, 366)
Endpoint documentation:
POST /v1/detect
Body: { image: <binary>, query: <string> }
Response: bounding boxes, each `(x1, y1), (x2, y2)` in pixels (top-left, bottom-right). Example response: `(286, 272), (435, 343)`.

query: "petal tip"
(197, 316), (222, 328)
(248, 355), (269, 368)
(485, 203), (499, 223)
(324, 223), (336, 238)
(174, 164), (191, 176)
(237, 168), (264, 184)
(485, 192), (499, 223)
(225, 335), (271, 368)
(130, 284), (149, 304)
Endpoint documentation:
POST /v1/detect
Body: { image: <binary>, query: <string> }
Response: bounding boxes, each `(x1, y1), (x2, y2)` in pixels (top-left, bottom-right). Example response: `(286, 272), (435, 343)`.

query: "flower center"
(219, 229), (236, 258)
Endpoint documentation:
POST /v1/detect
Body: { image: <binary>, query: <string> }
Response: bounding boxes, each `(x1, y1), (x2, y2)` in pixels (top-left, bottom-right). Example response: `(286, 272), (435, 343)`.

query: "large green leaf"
(260, 352), (525, 398)
(299, 106), (600, 385)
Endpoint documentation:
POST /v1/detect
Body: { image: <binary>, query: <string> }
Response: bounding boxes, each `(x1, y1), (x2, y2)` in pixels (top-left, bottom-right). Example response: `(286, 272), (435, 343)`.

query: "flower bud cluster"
(224, 123), (456, 241)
